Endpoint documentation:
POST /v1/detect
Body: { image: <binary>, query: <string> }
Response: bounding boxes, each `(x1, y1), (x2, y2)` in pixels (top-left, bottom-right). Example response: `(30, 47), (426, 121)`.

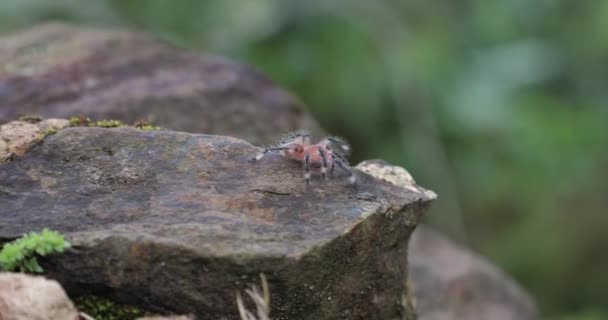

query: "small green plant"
(95, 119), (124, 128)
(0, 228), (71, 273)
(69, 115), (91, 127)
(134, 120), (161, 131)
(74, 295), (144, 320)
(137, 124), (161, 131)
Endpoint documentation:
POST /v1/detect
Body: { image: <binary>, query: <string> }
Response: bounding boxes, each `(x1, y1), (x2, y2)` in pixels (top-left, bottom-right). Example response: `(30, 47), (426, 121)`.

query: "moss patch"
(69, 116), (92, 127)
(36, 127), (59, 142)
(95, 120), (124, 128)
(134, 120), (161, 131)
(74, 295), (145, 320)
(136, 124), (161, 131)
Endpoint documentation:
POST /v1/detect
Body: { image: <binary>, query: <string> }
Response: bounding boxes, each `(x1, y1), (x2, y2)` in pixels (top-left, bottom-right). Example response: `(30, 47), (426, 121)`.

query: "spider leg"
(280, 130), (312, 146)
(318, 146), (328, 180)
(254, 146), (289, 161)
(333, 153), (356, 184)
(304, 154), (311, 185)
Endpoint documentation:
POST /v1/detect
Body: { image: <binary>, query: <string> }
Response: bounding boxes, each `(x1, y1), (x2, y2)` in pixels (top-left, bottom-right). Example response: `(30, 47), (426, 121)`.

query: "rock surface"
(0, 127), (435, 319)
(0, 272), (80, 320)
(409, 227), (539, 320)
(0, 118), (69, 161)
(0, 23), (320, 145)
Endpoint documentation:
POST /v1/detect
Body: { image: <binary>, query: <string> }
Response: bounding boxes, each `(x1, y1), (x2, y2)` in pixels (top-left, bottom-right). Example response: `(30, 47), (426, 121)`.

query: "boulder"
(0, 23), (320, 145)
(0, 126), (435, 319)
(0, 272), (80, 320)
(409, 227), (539, 320)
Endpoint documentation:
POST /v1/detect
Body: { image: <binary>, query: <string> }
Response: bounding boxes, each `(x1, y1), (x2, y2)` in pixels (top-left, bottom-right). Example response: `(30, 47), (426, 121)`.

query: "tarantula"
(254, 130), (356, 185)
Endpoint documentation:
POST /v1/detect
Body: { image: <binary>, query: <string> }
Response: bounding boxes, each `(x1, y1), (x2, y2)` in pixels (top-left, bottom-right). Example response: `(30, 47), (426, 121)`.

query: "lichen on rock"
(0, 118), (69, 162)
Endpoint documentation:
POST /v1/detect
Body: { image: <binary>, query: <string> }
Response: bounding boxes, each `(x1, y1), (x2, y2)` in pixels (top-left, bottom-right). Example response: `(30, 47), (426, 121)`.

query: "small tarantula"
(254, 130), (356, 185)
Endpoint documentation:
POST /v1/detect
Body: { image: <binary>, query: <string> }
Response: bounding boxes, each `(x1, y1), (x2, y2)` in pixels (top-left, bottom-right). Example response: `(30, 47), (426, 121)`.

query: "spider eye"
(294, 145), (303, 153)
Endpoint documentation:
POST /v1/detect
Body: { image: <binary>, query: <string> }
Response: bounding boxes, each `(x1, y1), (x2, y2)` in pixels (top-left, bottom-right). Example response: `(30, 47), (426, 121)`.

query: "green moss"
(95, 120), (124, 128)
(74, 295), (145, 320)
(69, 116), (91, 127)
(0, 228), (71, 273)
(134, 120), (161, 131)
(44, 127), (59, 136)
(137, 124), (162, 131)
(36, 127), (59, 142)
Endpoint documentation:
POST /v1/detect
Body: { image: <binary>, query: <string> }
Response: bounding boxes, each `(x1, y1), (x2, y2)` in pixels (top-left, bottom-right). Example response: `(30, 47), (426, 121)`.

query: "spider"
(254, 130), (356, 185)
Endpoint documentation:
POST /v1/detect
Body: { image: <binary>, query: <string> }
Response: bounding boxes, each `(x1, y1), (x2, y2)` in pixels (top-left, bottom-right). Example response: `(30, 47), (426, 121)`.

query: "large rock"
(409, 227), (539, 320)
(0, 272), (80, 320)
(0, 23), (539, 319)
(0, 23), (320, 145)
(0, 126), (435, 319)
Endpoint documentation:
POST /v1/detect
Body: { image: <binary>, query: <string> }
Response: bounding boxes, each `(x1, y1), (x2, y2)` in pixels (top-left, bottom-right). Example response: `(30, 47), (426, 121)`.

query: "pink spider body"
(254, 130), (355, 185)
(286, 144), (331, 164)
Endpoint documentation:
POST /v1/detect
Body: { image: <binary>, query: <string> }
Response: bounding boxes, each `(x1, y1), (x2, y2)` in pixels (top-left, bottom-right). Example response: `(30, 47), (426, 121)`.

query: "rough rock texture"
(409, 227), (539, 320)
(0, 23), (320, 145)
(359, 160), (539, 320)
(0, 272), (80, 320)
(0, 127), (435, 320)
(0, 118), (69, 161)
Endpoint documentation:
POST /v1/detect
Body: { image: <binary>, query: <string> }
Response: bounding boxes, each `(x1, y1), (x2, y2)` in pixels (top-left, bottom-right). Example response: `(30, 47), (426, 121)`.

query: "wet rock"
(409, 227), (539, 320)
(0, 272), (80, 320)
(0, 23), (320, 145)
(0, 127), (435, 320)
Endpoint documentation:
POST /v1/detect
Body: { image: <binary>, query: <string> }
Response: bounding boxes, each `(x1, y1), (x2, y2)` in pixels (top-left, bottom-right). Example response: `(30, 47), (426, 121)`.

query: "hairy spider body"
(254, 130), (355, 185)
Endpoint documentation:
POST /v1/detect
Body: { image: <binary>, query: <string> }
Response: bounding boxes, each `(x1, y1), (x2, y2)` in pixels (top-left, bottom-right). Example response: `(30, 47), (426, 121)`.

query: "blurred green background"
(1, 0), (607, 319)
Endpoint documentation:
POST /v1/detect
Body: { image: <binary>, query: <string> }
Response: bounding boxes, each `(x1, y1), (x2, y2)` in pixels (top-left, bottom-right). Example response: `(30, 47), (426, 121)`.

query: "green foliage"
(0, 229), (71, 273)
(95, 120), (124, 128)
(74, 295), (144, 320)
